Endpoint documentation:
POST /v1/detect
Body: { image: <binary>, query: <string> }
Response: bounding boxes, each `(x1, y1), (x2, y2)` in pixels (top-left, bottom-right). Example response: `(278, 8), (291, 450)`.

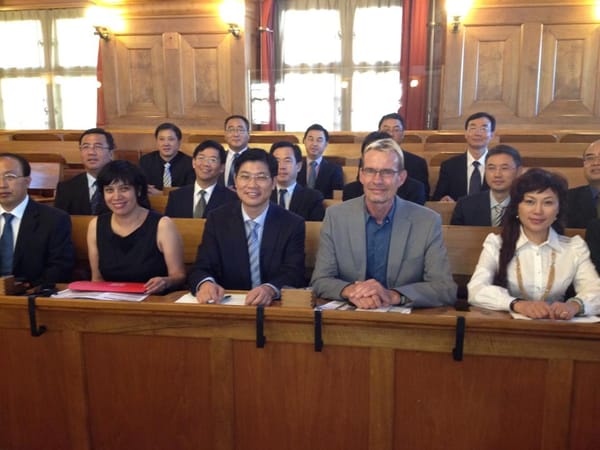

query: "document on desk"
(510, 311), (600, 323)
(317, 300), (411, 313)
(175, 293), (247, 305)
(51, 289), (148, 302)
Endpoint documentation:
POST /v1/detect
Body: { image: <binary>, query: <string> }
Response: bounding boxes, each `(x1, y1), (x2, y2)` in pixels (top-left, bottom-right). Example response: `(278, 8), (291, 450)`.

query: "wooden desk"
(1, 295), (599, 450)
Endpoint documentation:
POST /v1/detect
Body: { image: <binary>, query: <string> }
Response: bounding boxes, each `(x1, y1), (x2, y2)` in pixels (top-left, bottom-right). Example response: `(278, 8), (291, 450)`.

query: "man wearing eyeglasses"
(221, 115), (251, 188)
(451, 145), (522, 226)
(0, 153), (74, 288)
(311, 138), (456, 309)
(164, 140), (237, 218)
(189, 148), (306, 305)
(54, 127), (114, 215)
(432, 112), (494, 201)
(567, 139), (600, 228)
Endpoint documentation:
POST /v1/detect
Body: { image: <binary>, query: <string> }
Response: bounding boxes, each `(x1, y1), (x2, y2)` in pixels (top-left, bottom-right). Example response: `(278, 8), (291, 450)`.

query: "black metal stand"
(256, 305), (266, 348)
(452, 316), (465, 361)
(27, 294), (47, 337)
(314, 308), (323, 352)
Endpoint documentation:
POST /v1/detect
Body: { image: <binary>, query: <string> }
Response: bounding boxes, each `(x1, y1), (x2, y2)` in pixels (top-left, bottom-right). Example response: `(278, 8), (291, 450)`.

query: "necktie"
(468, 161), (481, 195)
(246, 220), (261, 288)
(279, 189), (287, 208)
(194, 190), (207, 218)
(492, 204), (505, 227)
(0, 213), (14, 276)
(90, 181), (101, 215)
(227, 153), (239, 187)
(307, 161), (318, 189)
(163, 162), (172, 188)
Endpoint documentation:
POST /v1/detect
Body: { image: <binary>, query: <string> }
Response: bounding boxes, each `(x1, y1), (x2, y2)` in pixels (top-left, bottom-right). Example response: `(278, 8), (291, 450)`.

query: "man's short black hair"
(465, 112), (496, 132)
(269, 141), (302, 163)
(224, 115), (250, 131)
(0, 152), (31, 176)
(154, 122), (182, 141)
(377, 113), (405, 130)
(79, 128), (116, 150)
(193, 140), (227, 164)
(486, 144), (522, 167)
(303, 123), (329, 142)
(234, 148), (278, 178)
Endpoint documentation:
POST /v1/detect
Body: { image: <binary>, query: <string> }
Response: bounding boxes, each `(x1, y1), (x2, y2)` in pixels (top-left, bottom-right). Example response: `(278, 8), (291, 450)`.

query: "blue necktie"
(468, 161), (481, 195)
(228, 153), (239, 187)
(307, 161), (317, 189)
(279, 189), (287, 208)
(246, 220), (261, 288)
(0, 213), (14, 276)
(90, 181), (101, 215)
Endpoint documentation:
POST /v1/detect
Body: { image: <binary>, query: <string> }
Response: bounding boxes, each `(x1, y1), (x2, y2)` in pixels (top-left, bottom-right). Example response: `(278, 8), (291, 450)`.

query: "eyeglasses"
(0, 173), (25, 183)
(485, 165), (517, 173)
(360, 168), (399, 179)
(195, 156), (220, 165)
(583, 154), (600, 163)
(225, 127), (248, 134)
(466, 126), (492, 133)
(236, 173), (272, 184)
(80, 143), (110, 151)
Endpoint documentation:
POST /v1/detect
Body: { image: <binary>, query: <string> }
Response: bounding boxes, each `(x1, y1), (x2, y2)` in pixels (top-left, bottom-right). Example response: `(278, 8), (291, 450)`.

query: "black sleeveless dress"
(97, 210), (168, 282)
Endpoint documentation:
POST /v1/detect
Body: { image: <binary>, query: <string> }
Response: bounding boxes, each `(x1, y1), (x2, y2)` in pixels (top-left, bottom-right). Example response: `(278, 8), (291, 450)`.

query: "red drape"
(399, 0), (428, 130)
(96, 41), (106, 128)
(259, 0), (276, 130)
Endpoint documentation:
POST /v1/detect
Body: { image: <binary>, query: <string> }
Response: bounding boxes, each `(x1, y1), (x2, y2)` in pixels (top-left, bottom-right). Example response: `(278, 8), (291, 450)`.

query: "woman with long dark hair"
(468, 168), (600, 319)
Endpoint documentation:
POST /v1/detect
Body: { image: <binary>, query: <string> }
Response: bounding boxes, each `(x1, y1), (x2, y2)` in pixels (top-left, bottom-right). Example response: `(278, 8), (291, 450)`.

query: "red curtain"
(400, 0), (428, 130)
(259, 0), (276, 130)
(96, 41), (106, 128)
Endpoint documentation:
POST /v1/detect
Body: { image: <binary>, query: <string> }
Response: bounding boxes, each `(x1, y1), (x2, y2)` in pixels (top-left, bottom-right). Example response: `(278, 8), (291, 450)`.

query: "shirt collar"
(0, 195), (29, 220)
(489, 192), (510, 208)
(277, 182), (296, 193)
(516, 225), (562, 252)
(466, 150), (487, 166)
(85, 173), (97, 190)
(363, 196), (397, 224)
(241, 203), (269, 227)
(194, 182), (216, 197)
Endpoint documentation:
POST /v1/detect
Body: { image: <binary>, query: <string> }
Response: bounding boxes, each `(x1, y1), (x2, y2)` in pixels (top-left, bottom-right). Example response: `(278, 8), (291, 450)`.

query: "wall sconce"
(220, 0), (245, 39)
(85, 6), (124, 42)
(446, 0), (473, 33)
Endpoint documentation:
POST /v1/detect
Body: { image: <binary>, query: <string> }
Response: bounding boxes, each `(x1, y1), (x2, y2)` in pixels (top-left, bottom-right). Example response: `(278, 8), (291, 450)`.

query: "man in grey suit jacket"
(311, 139), (456, 308)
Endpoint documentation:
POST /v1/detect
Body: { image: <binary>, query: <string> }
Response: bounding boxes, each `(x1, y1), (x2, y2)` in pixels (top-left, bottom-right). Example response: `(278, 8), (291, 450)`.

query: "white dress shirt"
(468, 227), (600, 315)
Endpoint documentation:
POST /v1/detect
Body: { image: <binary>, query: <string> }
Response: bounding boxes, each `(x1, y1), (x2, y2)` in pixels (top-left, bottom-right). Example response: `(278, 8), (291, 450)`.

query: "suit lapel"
(346, 200), (368, 278)
(229, 205), (251, 285)
(386, 201), (411, 285)
(13, 201), (38, 268)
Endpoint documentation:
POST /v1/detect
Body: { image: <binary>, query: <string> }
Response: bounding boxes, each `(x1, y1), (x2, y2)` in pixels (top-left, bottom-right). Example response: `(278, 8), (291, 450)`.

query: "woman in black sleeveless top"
(86, 160), (185, 294)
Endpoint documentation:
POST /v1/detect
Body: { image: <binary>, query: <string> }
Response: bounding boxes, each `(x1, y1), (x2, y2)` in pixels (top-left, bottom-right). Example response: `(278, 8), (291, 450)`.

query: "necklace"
(515, 250), (556, 302)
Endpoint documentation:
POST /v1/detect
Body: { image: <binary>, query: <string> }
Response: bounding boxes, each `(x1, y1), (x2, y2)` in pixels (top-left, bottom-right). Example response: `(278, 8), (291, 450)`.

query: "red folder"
(68, 281), (147, 294)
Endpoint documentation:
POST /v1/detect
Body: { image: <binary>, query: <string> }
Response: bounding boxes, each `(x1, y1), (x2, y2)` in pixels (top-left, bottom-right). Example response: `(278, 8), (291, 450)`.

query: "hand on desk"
(196, 281), (225, 304)
(245, 285), (275, 306)
(342, 279), (401, 309)
(513, 299), (579, 320)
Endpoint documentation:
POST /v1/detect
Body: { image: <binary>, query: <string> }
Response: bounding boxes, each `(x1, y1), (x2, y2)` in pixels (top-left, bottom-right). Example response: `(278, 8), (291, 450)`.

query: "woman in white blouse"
(468, 168), (600, 319)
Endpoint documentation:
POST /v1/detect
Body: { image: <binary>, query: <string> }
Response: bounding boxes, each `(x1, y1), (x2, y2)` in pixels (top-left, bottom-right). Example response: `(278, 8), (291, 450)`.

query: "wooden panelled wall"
(441, 1), (600, 129)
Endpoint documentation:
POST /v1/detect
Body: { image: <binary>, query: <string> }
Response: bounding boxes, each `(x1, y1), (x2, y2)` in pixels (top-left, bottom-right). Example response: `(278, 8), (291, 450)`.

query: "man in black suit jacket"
(219, 115), (250, 187)
(432, 112), (495, 201)
(297, 124), (343, 199)
(342, 131), (426, 204)
(188, 149), (305, 305)
(0, 153), (74, 287)
(269, 141), (325, 221)
(54, 128), (114, 215)
(378, 113), (430, 197)
(165, 140), (237, 218)
(567, 140), (600, 228)
(139, 123), (195, 194)
(451, 145), (522, 226)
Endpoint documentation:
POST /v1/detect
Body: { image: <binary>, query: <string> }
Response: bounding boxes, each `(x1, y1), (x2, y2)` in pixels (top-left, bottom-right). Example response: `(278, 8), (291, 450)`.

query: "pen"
(207, 295), (231, 304)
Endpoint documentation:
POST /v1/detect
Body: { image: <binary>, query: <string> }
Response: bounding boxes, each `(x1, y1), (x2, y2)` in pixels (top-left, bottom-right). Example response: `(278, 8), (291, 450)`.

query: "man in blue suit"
(269, 141), (325, 221)
(165, 140), (237, 218)
(451, 145), (522, 226)
(297, 124), (343, 199)
(188, 149), (306, 305)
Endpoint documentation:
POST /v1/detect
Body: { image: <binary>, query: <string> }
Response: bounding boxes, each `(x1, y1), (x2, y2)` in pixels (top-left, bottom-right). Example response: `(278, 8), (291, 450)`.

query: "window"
(0, 9), (98, 129)
(271, 0), (402, 131)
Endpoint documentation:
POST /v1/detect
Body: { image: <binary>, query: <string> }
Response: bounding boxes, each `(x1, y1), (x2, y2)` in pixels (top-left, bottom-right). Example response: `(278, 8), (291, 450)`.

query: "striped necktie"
(307, 161), (318, 188)
(492, 204), (505, 227)
(194, 190), (207, 218)
(163, 162), (172, 188)
(246, 220), (261, 288)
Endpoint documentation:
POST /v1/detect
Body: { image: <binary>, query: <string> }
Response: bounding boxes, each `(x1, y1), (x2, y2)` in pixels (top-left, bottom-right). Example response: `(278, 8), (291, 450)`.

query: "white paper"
(316, 300), (411, 313)
(51, 289), (147, 302)
(175, 293), (247, 305)
(510, 311), (600, 323)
